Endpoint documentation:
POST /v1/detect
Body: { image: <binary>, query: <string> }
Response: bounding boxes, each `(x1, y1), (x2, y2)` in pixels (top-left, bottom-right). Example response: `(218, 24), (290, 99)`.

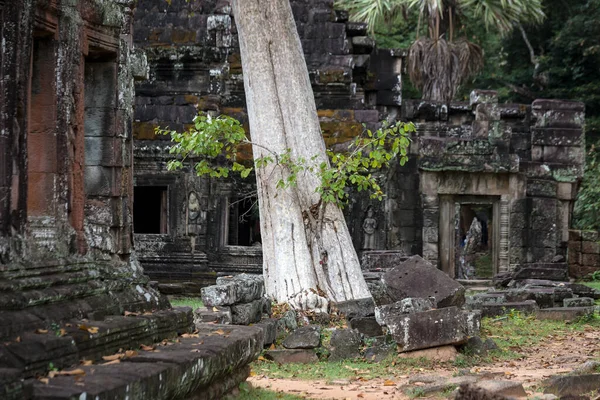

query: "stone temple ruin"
(132, 0), (587, 290)
(1, 0), (598, 399)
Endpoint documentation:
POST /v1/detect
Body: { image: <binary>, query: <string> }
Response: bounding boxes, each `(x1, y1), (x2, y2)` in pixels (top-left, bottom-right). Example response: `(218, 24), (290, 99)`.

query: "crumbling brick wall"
(568, 230), (600, 279)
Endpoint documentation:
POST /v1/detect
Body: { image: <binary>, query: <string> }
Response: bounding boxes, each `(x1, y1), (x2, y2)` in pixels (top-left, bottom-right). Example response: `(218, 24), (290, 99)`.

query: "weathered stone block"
(563, 297), (594, 307)
(349, 316), (383, 337)
(544, 374), (600, 397)
(475, 380), (527, 397)
(581, 230), (599, 242)
(479, 300), (539, 317)
(264, 349), (319, 364)
(470, 90), (498, 106)
(382, 255), (465, 308)
(333, 297), (376, 319)
(201, 274), (264, 306)
(582, 241), (600, 254)
(230, 299), (263, 325)
(536, 306), (594, 321)
(582, 253), (600, 267)
(379, 307), (480, 352)
(375, 298), (436, 326)
(513, 266), (568, 281)
(282, 325), (321, 349)
(255, 318), (278, 346)
(328, 329), (362, 361)
(193, 306), (232, 325)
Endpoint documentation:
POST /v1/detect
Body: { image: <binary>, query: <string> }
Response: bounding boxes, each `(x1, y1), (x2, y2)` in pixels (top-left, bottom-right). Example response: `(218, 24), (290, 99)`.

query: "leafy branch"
(157, 113), (414, 208)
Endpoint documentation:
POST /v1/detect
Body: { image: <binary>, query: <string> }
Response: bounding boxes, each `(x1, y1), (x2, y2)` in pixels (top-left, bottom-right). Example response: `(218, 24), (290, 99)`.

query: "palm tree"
(336, 0), (545, 102)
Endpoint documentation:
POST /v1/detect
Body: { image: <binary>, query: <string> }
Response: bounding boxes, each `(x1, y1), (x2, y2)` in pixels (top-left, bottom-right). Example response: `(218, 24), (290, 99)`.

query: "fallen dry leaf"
(383, 380), (396, 386)
(81, 360), (93, 366)
(269, 343), (276, 350)
(58, 329), (67, 337)
(102, 354), (123, 361)
(38, 378), (49, 384)
(103, 359), (121, 365)
(214, 329), (226, 335)
(140, 344), (154, 351)
(35, 329), (48, 334)
(15, 336), (21, 342)
(212, 307), (219, 312)
(257, 356), (266, 361)
(49, 369), (86, 378)
(124, 311), (140, 317)
(78, 325), (99, 334)
(181, 333), (199, 338)
(125, 350), (138, 358)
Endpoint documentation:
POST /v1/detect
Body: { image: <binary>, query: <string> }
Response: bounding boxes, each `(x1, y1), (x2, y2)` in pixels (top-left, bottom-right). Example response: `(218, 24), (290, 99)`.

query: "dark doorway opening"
(455, 202), (494, 279)
(133, 186), (168, 234)
(227, 197), (260, 246)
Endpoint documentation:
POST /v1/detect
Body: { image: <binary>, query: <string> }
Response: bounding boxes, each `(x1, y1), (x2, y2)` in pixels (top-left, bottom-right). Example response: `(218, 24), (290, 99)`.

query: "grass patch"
(252, 355), (440, 381)
(229, 383), (305, 399)
(169, 297), (204, 309)
(473, 253), (493, 278)
(583, 281), (600, 292)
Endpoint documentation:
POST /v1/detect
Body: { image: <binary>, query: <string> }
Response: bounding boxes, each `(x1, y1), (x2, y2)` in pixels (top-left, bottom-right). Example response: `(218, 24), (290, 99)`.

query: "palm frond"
(459, 0), (545, 35)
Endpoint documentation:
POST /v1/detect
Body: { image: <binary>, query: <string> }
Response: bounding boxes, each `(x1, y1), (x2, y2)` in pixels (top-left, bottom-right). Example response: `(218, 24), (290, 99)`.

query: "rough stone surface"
(478, 300), (539, 317)
(379, 306), (480, 352)
(382, 256), (466, 308)
(328, 329), (362, 361)
(29, 324), (263, 400)
(277, 310), (298, 332)
(255, 318), (278, 346)
(536, 307), (594, 321)
(333, 297), (376, 319)
(349, 316), (383, 337)
(475, 380), (527, 397)
(282, 325), (322, 349)
(264, 349), (319, 364)
(194, 306), (232, 326)
(201, 274), (264, 307)
(375, 297), (436, 326)
(399, 345), (459, 362)
(563, 297), (594, 307)
(543, 373), (600, 396)
(363, 336), (396, 362)
(456, 383), (513, 400)
(231, 298), (263, 325)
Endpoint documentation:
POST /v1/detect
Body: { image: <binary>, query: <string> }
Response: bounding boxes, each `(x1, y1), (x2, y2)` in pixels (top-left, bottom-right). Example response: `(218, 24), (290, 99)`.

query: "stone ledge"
(29, 324), (263, 400)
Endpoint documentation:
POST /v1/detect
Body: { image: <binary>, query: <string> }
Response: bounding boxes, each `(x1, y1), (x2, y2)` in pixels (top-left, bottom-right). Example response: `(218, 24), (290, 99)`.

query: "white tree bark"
(231, 0), (372, 311)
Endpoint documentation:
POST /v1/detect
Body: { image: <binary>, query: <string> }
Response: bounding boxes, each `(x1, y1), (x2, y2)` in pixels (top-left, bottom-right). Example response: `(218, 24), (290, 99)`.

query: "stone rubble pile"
(469, 268), (600, 319)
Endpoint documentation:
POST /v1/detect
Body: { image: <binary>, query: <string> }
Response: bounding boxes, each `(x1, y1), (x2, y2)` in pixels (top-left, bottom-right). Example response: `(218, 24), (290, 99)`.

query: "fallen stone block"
(363, 336), (395, 362)
(193, 306), (232, 326)
(276, 310), (298, 332)
(505, 288), (556, 308)
(456, 383), (513, 400)
(282, 325), (321, 349)
(543, 373), (600, 396)
(374, 297), (436, 326)
(566, 283), (600, 299)
(536, 306), (594, 321)
(328, 329), (362, 361)
(264, 349), (319, 364)
(231, 299), (263, 325)
(0, 368), (29, 400)
(475, 380), (527, 397)
(332, 297), (375, 319)
(202, 274), (264, 307)
(406, 376), (479, 395)
(254, 318), (278, 346)
(349, 316), (383, 337)
(382, 255), (465, 308)
(512, 266), (568, 281)
(459, 336), (498, 356)
(478, 300), (539, 318)
(563, 297), (594, 307)
(379, 306), (480, 352)
(399, 345), (459, 362)
(467, 293), (507, 309)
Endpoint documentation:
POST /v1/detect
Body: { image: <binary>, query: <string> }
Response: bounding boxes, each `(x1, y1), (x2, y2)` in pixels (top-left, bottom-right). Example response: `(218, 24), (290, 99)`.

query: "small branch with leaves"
(157, 113), (415, 209)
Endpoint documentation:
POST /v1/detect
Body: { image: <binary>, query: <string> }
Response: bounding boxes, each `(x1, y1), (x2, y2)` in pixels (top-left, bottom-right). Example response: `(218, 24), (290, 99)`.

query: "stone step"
(478, 300), (539, 317)
(0, 308), (193, 379)
(536, 306), (594, 321)
(457, 279), (492, 288)
(28, 324), (263, 400)
(512, 267), (568, 281)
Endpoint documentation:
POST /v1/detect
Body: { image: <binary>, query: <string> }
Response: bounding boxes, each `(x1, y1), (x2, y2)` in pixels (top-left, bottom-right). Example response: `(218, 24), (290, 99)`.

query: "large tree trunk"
(231, 0), (372, 311)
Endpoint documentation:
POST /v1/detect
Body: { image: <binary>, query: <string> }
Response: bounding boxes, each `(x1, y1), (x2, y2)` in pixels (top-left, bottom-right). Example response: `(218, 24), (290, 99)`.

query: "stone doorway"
(439, 195), (502, 279)
(454, 200), (495, 279)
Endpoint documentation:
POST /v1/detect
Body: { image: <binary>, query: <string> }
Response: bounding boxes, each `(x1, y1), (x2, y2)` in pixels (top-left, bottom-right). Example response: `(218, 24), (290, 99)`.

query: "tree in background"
(336, 0), (545, 102)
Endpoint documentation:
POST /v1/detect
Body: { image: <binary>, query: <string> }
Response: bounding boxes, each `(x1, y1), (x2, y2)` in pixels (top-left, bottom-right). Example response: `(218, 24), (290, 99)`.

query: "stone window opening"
(133, 186), (168, 234)
(223, 196), (260, 247)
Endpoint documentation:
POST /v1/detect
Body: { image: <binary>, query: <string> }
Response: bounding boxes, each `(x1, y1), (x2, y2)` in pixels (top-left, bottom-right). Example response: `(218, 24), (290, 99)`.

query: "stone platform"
(2, 323), (264, 400)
